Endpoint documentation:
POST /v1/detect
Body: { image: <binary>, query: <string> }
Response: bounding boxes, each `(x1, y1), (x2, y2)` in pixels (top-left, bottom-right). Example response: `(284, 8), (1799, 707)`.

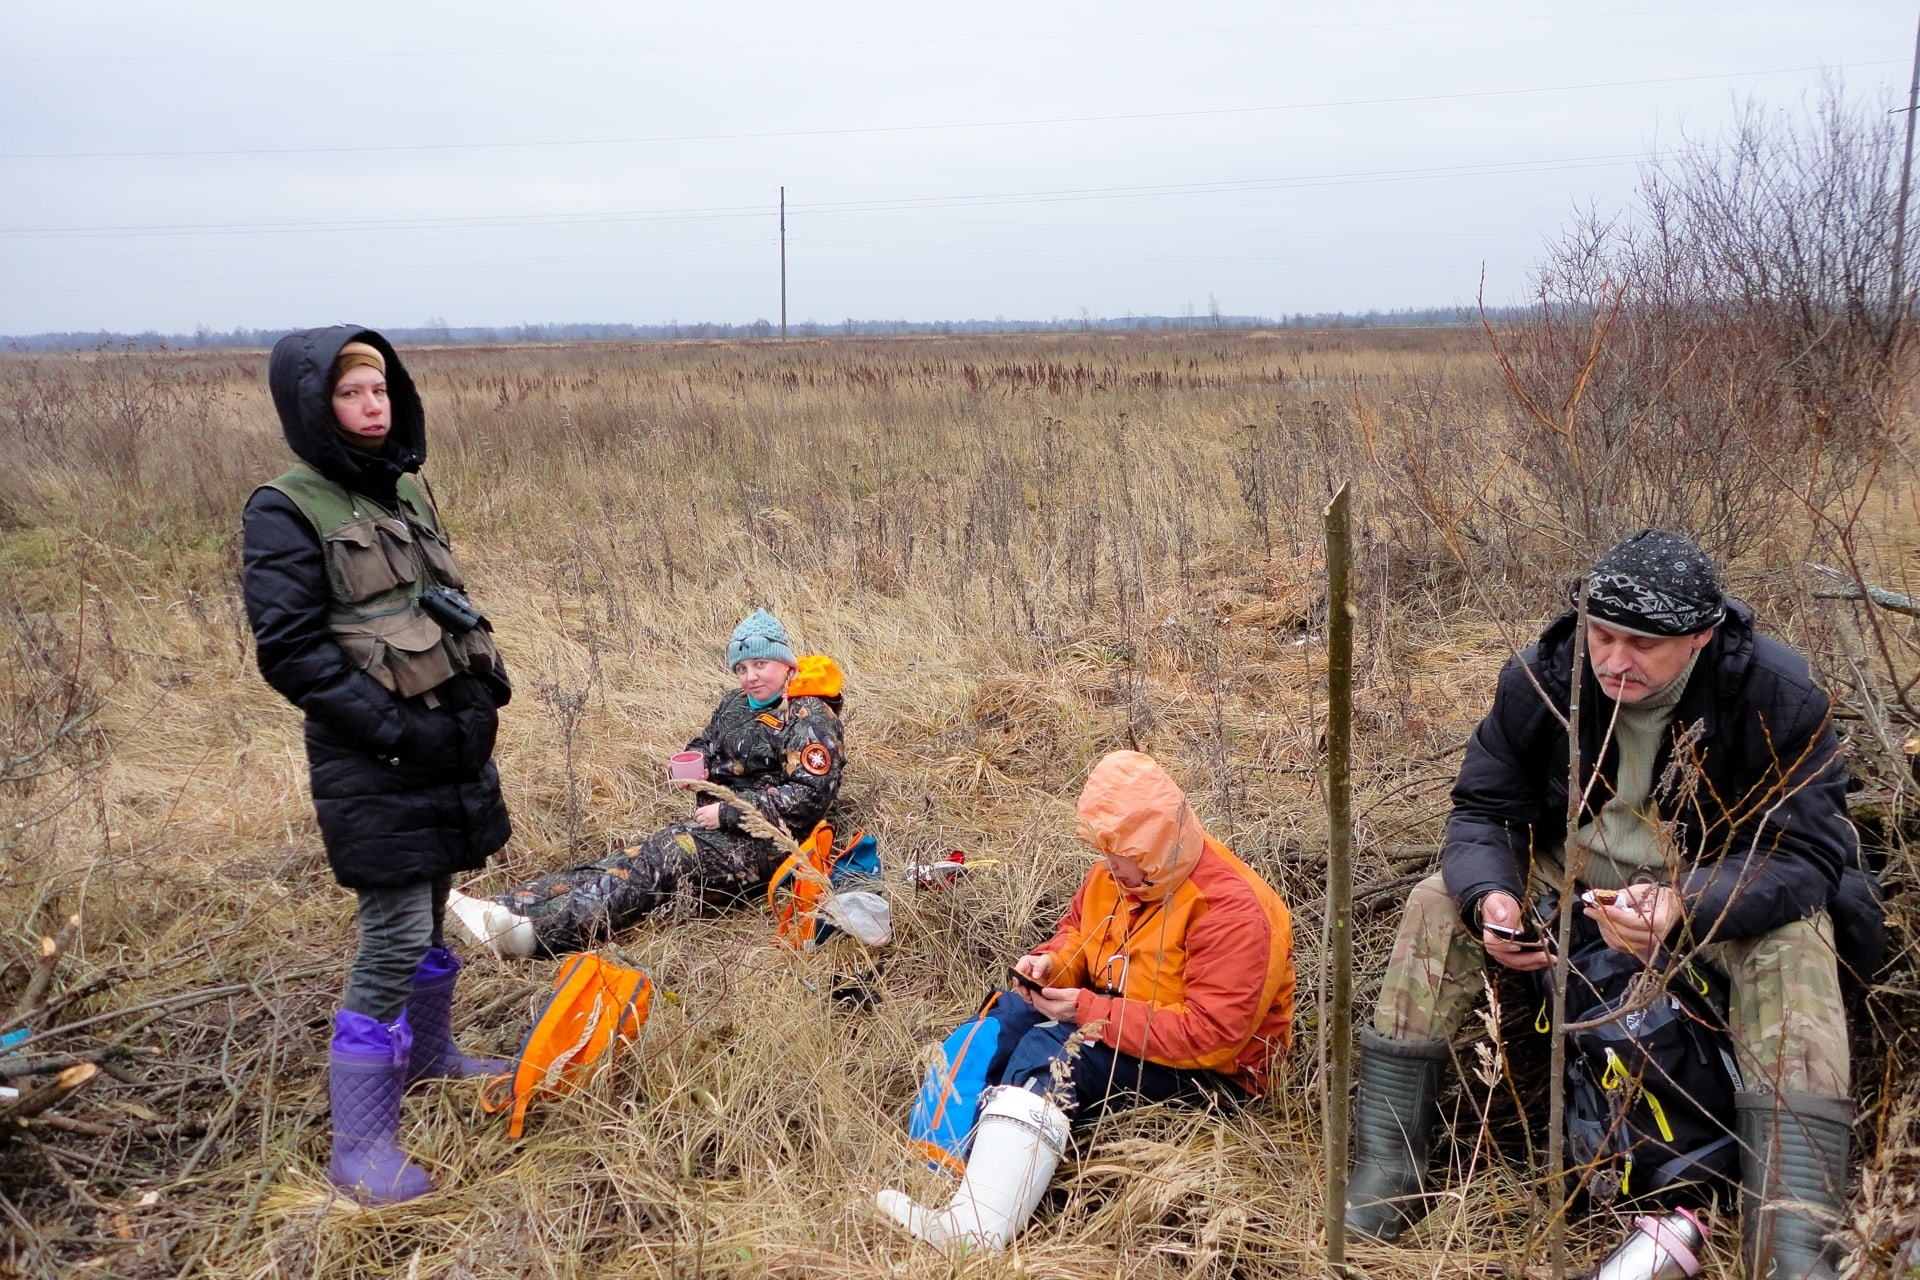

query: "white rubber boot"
(445, 889), (536, 959)
(877, 1085), (1069, 1253)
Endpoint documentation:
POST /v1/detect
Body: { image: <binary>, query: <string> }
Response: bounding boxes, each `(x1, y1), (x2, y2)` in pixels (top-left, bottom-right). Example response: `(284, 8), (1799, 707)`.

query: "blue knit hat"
(727, 608), (797, 670)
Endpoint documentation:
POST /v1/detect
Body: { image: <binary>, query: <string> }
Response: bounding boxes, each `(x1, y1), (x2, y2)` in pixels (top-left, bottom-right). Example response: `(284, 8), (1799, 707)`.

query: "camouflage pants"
(1373, 870), (1848, 1097)
(496, 822), (786, 956)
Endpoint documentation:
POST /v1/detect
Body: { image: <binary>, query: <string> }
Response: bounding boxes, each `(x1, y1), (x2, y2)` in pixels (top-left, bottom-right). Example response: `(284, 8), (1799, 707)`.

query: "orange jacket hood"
(1075, 751), (1207, 903)
(786, 654), (843, 700)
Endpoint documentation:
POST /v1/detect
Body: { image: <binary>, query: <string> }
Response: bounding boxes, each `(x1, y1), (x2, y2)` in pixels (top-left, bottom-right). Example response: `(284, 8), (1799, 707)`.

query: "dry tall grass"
(0, 330), (1912, 1279)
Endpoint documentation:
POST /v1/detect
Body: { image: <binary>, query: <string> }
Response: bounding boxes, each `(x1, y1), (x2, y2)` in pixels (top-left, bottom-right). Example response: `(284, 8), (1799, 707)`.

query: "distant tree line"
(2, 306), (1511, 352)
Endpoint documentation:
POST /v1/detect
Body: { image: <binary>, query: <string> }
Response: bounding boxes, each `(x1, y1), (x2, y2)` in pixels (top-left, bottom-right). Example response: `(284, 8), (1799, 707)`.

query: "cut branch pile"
(0, 907), (352, 1271)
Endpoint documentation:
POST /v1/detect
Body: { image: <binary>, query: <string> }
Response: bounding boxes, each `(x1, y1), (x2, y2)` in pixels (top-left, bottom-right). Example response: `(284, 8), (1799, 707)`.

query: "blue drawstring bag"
(835, 833), (882, 882)
(906, 993), (1004, 1173)
(813, 833), (881, 947)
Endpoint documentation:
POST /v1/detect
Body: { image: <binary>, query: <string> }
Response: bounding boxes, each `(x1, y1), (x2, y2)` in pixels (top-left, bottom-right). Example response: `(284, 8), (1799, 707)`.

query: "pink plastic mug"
(669, 751), (708, 781)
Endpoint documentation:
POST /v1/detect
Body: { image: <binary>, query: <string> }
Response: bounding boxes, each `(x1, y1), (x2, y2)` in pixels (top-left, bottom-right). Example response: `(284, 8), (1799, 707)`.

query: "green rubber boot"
(1343, 1027), (1450, 1243)
(1736, 1091), (1852, 1280)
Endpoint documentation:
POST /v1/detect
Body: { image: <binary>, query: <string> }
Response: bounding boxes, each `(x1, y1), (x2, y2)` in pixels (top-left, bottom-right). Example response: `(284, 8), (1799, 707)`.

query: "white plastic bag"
(819, 890), (893, 947)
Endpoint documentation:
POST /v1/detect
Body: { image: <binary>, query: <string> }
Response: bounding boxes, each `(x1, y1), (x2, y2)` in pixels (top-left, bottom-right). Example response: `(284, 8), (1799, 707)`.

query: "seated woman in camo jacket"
(448, 609), (845, 957)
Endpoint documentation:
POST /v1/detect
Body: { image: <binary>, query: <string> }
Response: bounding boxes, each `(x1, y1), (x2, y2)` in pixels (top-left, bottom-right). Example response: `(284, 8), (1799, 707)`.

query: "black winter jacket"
(241, 326), (511, 889)
(1442, 603), (1883, 971)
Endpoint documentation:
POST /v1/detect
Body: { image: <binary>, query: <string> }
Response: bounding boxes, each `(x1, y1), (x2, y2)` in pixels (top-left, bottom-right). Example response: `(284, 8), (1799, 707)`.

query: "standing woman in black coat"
(242, 326), (512, 1205)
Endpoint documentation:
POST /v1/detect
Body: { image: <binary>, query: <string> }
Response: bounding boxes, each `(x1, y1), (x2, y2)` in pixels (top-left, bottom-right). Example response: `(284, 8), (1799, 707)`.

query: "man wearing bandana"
(1344, 530), (1881, 1280)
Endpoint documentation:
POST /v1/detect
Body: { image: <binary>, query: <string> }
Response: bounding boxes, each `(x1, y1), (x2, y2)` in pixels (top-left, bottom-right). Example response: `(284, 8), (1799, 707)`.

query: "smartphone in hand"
(1008, 966), (1044, 994)
(1485, 920), (1550, 951)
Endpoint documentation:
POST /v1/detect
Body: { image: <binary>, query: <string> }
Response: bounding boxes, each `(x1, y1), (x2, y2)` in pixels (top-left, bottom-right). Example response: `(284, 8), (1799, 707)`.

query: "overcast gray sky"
(2, 1), (1910, 334)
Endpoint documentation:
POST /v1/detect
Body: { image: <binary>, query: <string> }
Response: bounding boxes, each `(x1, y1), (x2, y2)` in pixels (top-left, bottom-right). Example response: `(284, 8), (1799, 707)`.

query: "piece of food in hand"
(1581, 888), (1622, 908)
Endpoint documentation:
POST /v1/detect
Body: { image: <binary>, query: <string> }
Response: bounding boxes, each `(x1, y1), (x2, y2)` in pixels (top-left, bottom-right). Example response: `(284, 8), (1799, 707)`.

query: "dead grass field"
(0, 329), (1913, 1279)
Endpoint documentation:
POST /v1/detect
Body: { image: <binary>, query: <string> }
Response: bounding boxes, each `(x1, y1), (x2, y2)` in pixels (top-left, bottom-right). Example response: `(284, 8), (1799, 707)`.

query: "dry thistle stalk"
(1042, 1018), (1107, 1114)
(728, 803), (801, 857)
(1474, 975), (1506, 1091)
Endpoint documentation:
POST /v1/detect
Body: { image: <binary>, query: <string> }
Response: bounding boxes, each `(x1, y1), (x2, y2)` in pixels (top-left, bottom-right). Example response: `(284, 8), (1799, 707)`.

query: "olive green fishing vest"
(259, 461), (499, 704)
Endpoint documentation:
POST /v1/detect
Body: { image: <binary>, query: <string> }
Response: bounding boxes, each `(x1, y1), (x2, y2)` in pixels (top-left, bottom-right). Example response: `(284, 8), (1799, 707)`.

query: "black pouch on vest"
(420, 584), (488, 635)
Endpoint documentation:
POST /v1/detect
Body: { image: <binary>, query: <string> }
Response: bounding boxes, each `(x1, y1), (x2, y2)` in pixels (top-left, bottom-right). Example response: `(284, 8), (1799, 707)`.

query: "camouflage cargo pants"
(1373, 870), (1848, 1097)
(496, 822), (786, 955)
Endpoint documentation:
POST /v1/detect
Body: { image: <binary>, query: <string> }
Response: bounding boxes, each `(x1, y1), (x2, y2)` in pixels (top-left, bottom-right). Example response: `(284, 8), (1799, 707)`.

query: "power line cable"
(0, 0), (1896, 64)
(0, 144), (1747, 241)
(0, 60), (1897, 161)
(789, 150), (1712, 213)
(792, 234), (1516, 272)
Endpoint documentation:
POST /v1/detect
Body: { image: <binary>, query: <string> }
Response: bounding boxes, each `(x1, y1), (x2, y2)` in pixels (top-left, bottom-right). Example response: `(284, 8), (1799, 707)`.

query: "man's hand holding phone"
(1479, 892), (1555, 971)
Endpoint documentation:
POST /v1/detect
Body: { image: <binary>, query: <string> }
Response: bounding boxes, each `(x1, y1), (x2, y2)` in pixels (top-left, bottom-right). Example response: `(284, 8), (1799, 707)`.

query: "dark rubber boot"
(1736, 1092), (1852, 1280)
(1344, 1027), (1451, 1243)
(405, 945), (508, 1085)
(328, 1009), (435, 1205)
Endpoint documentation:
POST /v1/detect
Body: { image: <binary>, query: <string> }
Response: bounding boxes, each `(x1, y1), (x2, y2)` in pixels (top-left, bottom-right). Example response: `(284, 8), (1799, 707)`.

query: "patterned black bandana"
(1577, 529), (1725, 637)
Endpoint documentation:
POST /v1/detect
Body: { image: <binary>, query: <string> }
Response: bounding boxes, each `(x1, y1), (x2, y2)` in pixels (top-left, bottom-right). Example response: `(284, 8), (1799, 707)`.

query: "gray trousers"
(343, 876), (451, 1021)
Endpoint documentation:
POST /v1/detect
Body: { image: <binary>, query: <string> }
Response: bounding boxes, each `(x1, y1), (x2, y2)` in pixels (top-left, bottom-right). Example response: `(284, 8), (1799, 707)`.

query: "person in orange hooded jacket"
(878, 750), (1295, 1254)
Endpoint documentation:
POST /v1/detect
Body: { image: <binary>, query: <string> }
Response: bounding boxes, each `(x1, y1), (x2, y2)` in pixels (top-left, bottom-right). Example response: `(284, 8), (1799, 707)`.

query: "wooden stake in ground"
(1546, 583), (1589, 1280)
(1889, 4), (1920, 323)
(1322, 481), (1356, 1272)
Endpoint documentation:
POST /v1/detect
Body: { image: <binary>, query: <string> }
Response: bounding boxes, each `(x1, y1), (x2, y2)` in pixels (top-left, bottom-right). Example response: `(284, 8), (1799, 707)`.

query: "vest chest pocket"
(326, 518), (419, 603)
(410, 522), (467, 589)
(456, 623), (499, 677)
(334, 608), (457, 699)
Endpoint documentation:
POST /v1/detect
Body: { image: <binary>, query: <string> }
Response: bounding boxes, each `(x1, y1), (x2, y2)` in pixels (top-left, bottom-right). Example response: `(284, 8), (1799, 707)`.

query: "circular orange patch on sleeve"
(800, 743), (833, 776)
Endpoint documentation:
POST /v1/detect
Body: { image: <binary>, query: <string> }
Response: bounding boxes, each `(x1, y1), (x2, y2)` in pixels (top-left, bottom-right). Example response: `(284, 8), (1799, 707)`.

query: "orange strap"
(925, 991), (999, 1137)
(766, 853), (802, 913)
(912, 1139), (969, 1178)
(479, 1073), (514, 1115)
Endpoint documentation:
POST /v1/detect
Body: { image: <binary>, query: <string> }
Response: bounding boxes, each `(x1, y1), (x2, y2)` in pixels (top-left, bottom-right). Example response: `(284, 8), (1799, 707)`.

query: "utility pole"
(780, 186), (788, 341)
(1891, 5), (1920, 323)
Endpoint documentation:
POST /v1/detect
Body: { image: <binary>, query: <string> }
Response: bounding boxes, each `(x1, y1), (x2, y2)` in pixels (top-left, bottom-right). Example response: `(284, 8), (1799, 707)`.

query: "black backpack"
(1539, 922), (1742, 1209)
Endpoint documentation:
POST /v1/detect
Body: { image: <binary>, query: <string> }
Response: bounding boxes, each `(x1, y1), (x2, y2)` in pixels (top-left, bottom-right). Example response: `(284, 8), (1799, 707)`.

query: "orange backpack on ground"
(480, 953), (652, 1138)
(765, 655), (874, 948)
(769, 823), (840, 950)
(768, 824), (882, 950)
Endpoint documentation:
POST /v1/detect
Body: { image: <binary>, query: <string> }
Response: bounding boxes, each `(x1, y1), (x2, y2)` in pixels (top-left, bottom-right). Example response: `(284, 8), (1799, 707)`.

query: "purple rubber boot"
(405, 945), (509, 1084)
(327, 1009), (435, 1205)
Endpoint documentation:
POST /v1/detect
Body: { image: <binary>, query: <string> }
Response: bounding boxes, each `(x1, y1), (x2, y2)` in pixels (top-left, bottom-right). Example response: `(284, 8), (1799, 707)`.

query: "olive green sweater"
(1568, 654), (1699, 888)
